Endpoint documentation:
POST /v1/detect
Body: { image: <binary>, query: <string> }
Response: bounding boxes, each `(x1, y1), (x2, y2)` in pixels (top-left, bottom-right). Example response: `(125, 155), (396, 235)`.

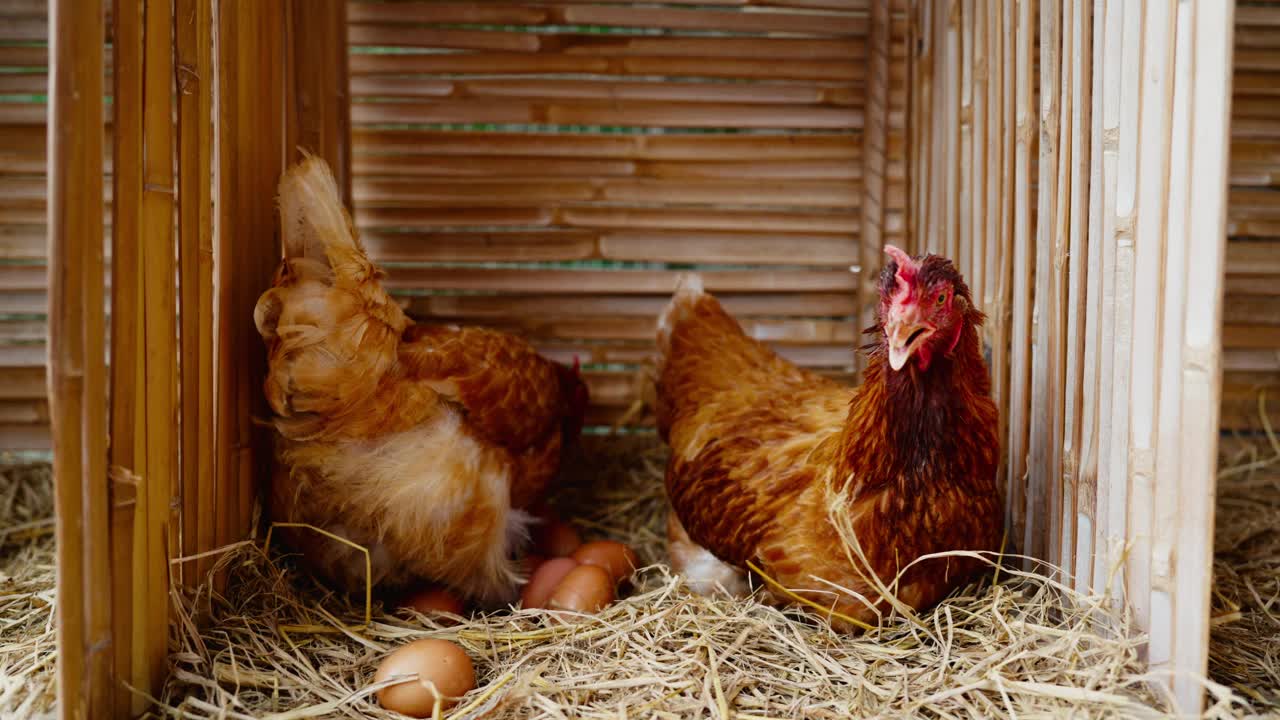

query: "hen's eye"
(936, 291), (947, 306)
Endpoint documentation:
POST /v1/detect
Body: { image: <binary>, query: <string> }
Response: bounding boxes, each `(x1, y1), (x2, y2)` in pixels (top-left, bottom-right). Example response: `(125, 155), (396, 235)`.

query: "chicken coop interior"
(0, 0), (1278, 718)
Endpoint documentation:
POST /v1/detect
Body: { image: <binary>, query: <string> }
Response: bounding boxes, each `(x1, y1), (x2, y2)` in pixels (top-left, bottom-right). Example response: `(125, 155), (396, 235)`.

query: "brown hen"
(656, 246), (1001, 629)
(254, 156), (587, 605)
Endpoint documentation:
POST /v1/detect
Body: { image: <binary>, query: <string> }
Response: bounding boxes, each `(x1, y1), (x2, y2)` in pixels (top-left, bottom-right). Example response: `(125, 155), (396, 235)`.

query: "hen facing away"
(656, 246), (1001, 629)
(253, 156), (588, 606)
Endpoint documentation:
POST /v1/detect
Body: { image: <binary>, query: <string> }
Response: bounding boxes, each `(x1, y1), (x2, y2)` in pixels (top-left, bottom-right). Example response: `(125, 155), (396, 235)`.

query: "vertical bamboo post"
(1008, 0), (1036, 556)
(1102, 0), (1142, 602)
(1090, 0), (1123, 597)
(47, 0), (110, 715)
(286, 0), (352, 203)
(992, 0), (1015, 510)
(1030, 0), (1062, 564)
(109, 0), (144, 711)
(943, 1), (961, 262)
(1059, 0), (1092, 582)
(141, 0), (179, 696)
(970, 0), (987, 317)
(958, 0), (974, 283)
(860, 0), (891, 356)
(1150, 0), (1195, 680)
(1173, 0), (1234, 711)
(921, 0), (942, 254)
(1074, 0), (1107, 596)
(1127, 0), (1177, 642)
(216, 1), (287, 558)
(176, 0), (217, 584)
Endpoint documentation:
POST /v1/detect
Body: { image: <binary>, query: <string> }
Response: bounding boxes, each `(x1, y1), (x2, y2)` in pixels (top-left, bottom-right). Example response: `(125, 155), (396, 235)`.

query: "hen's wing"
(400, 324), (570, 452)
(656, 284), (855, 566)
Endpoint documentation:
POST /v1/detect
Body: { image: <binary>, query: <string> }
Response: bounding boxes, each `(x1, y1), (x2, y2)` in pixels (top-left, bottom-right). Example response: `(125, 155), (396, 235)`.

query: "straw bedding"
(3, 423), (1278, 719)
(0, 463), (57, 719)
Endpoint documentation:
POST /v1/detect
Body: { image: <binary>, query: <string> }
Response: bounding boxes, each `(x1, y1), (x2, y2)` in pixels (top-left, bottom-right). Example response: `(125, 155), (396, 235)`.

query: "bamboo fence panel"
(46, 1), (109, 717)
(905, 1), (1237, 713)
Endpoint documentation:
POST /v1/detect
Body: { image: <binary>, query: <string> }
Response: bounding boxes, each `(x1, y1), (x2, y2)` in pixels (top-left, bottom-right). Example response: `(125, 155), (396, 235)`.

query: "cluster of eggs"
(373, 517), (638, 717)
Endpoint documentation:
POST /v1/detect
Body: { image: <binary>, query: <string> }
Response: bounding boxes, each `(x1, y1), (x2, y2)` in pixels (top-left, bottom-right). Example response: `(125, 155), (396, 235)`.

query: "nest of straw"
(0, 463), (57, 719)
(156, 435), (1268, 720)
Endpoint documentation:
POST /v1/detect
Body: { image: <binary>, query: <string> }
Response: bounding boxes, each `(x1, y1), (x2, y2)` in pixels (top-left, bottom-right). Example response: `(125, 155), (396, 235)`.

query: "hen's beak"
(885, 310), (934, 371)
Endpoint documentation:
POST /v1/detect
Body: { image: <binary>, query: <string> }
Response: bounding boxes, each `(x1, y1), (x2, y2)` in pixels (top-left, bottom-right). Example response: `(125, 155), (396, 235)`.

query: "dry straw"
(0, 465), (57, 718)
(150, 434), (1265, 719)
(4, 403), (1279, 719)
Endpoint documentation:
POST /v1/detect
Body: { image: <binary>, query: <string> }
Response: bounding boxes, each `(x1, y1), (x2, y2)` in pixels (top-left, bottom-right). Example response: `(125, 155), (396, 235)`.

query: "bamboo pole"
(1074, 0), (1106, 597)
(1090, 0), (1124, 598)
(970, 0), (987, 315)
(858, 0), (890, 370)
(982, 0), (1001, 366)
(994, 0), (1016, 536)
(1029, 0), (1062, 565)
(1008, 0), (1036, 558)
(109, 0), (145, 711)
(928, 1), (942, 254)
(287, 0), (351, 204)
(1059, 0), (1092, 583)
(136, 0), (182, 698)
(1102, 0), (1142, 604)
(959, 0), (974, 283)
(47, 0), (110, 715)
(1126, 0), (1176, 644)
(175, 0), (216, 584)
(1149, 0), (1194, 681)
(943, 0), (961, 261)
(1172, 1), (1234, 712)
(216, 1), (287, 561)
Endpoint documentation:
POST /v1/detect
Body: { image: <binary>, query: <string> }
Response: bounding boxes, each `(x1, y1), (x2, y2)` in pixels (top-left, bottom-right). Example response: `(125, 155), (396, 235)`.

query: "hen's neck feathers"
(837, 302), (996, 497)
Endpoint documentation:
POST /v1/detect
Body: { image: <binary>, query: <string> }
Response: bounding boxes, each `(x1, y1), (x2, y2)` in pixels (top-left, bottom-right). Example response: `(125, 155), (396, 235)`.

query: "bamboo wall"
(343, 0), (909, 426)
(29, 1), (351, 715)
(1224, 3), (1280, 431)
(906, 1), (1240, 715)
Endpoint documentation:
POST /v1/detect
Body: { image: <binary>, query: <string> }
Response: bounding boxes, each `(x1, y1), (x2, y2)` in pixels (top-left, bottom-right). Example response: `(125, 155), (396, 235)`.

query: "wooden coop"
(0, 0), (1274, 717)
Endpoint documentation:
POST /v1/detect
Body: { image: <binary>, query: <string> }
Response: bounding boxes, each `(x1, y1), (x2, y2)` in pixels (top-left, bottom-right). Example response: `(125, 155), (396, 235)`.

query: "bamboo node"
(1181, 346), (1219, 374)
(1114, 214), (1135, 239)
(1102, 127), (1120, 152)
(1128, 448), (1155, 476)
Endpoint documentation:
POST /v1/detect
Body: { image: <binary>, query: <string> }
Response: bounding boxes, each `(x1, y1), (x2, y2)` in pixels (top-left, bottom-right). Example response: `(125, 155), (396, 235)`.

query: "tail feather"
(657, 272), (705, 366)
(255, 156), (411, 439)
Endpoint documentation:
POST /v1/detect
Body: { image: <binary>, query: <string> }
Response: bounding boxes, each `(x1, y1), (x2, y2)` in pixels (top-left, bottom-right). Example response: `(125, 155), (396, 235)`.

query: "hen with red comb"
(655, 244), (1000, 630)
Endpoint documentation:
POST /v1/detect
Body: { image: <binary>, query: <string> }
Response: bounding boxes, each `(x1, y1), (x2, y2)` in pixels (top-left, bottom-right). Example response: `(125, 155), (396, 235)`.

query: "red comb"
(884, 244), (918, 303)
(571, 355), (581, 374)
(883, 244), (918, 274)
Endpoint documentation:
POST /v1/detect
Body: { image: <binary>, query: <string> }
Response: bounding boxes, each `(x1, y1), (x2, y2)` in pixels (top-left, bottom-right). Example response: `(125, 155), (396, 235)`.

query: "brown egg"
(547, 564), (615, 613)
(400, 588), (465, 618)
(571, 541), (638, 585)
(534, 519), (581, 557)
(374, 638), (475, 717)
(520, 557), (578, 609)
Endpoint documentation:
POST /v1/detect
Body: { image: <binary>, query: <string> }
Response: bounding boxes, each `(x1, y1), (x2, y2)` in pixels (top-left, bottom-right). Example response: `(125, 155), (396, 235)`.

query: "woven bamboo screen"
(0, 2), (52, 453)
(344, 0), (908, 427)
(1225, 3), (1280, 430)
